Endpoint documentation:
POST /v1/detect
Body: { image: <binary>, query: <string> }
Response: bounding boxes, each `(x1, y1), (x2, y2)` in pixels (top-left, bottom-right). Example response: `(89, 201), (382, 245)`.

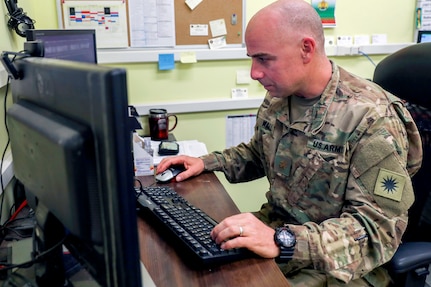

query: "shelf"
(97, 43), (414, 64)
(135, 97), (264, 116)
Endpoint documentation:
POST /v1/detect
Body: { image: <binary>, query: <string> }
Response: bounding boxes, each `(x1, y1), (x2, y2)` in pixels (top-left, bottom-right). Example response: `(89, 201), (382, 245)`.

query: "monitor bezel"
(25, 29), (98, 63)
(417, 30), (431, 43)
(6, 56), (141, 287)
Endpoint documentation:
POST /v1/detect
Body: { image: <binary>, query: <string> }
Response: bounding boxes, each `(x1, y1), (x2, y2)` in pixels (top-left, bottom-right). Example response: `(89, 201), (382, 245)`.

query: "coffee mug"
(148, 108), (178, 140)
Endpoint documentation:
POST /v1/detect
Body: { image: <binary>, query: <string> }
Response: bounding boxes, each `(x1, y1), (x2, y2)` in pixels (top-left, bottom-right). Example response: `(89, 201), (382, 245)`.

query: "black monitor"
(5, 56), (142, 286)
(26, 29), (98, 63)
(417, 30), (431, 43)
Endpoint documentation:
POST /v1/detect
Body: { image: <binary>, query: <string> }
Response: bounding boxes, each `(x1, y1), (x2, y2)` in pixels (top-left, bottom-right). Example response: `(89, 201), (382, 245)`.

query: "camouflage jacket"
(201, 62), (423, 283)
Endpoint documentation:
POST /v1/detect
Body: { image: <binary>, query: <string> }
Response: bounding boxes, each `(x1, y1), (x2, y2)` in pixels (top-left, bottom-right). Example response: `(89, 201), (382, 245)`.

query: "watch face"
(277, 228), (296, 248)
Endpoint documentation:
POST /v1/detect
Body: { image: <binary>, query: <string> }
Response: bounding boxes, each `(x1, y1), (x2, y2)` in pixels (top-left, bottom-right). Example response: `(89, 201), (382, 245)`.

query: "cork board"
(174, 0), (244, 46)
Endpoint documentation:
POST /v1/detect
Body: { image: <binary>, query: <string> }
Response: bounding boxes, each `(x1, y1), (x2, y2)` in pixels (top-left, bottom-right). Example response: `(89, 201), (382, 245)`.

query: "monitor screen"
(417, 30), (431, 43)
(5, 57), (141, 287)
(26, 29), (98, 63)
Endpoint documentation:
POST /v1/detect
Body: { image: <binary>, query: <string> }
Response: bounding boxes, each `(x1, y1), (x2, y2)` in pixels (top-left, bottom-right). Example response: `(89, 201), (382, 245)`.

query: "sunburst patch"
(374, 168), (406, 201)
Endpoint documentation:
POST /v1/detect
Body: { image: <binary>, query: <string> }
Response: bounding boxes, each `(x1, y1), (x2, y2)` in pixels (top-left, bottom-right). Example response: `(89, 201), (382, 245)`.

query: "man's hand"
(156, 155), (205, 182)
(211, 213), (280, 259)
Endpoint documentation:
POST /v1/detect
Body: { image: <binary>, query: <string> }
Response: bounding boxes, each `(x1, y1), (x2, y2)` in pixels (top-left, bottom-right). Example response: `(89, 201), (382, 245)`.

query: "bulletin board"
(58, 0), (245, 49)
(174, 0), (244, 46)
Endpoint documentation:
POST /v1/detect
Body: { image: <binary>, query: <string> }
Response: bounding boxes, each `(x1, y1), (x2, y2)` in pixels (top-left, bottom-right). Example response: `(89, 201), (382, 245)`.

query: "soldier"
(156, 0), (423, 286)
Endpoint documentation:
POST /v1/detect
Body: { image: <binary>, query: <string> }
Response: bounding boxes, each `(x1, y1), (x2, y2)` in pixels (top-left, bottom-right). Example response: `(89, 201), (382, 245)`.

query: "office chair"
(373, 42), (431, 287)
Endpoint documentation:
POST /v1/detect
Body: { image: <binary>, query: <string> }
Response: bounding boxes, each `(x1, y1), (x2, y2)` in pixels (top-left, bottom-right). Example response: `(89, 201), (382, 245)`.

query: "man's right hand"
(156, 155), (205, 182)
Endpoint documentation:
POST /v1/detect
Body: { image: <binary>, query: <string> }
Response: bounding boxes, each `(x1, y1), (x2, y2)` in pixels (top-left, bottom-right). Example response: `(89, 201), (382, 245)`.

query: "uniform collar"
(265, 61), (341, 134)
(307, 61), (340, 135)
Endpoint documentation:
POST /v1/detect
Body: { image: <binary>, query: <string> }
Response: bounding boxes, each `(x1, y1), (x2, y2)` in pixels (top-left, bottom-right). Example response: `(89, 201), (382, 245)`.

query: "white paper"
(231, 88), (248, 99)
(133, 140), (154, 176)
(209, 18), (227, 37)
(190, 24), (208, 36)
(226, 114), (256, 148)
(208, 36), (226, 49)
(128, 0), (176, 47)
(62, 0), (129, 48)
(135, 136), (208, 165)
(185, 0), (203, 10)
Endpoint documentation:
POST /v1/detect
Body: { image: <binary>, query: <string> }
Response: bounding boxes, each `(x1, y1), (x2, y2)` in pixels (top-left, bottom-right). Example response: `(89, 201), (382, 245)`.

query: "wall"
(0, 0), (416, 211)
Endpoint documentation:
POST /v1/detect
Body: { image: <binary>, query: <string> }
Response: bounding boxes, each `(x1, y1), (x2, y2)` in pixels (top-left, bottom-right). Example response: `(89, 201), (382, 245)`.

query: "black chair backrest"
(373, 43), (431, 242)
(373, 42), (431, 110)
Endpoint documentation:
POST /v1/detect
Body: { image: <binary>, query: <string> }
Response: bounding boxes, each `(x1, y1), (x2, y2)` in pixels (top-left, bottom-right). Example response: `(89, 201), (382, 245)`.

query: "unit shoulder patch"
(374, 168), (406, 202)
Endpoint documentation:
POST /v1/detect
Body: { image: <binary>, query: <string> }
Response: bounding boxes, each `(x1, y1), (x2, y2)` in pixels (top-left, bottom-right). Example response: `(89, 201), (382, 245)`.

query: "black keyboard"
(136, 185), (251, 266)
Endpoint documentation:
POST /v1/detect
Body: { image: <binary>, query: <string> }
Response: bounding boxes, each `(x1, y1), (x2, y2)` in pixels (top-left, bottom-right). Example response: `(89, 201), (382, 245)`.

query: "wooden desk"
(137, 172), (290, 287)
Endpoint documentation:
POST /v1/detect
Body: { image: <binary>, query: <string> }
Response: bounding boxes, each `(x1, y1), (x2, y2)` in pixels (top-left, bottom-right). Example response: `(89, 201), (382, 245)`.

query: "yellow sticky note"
(180, 52), (197, 64)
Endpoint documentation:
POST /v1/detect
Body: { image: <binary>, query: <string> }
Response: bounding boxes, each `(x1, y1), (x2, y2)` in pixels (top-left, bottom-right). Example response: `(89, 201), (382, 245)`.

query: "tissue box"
(132, 133), (154, 176)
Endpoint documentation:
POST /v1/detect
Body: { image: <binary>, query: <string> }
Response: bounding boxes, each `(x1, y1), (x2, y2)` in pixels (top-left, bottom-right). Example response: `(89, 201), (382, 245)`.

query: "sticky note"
(180, 52), (197, 63)
(158, 54), (175, 70)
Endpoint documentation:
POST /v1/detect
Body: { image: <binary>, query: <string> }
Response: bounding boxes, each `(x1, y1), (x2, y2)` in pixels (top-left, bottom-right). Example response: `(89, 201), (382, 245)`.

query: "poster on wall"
(61, 0), (129, 48)
(311, 0), (336, 28)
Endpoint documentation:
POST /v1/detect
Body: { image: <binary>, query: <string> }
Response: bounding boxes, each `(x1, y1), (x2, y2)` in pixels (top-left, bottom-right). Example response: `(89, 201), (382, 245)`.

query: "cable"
(0, 75), (12, 228)
(0, 234), (66, 272)
(8, 199), (27, 222)
(358, 50), (377, 67)
(2, 271), (36, 287)
(0, 51), (29, 232)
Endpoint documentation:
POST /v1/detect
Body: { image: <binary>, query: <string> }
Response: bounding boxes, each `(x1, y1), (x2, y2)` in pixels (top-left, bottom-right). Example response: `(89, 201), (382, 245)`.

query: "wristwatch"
(274, 225), (296, 263)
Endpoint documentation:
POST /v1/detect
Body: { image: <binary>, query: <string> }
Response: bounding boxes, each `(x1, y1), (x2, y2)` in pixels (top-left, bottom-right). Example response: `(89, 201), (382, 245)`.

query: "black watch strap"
(275, 247), (295, 263)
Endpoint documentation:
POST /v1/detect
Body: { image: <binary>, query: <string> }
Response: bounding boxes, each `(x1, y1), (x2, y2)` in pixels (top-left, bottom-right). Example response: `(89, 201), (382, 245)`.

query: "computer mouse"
(155, 166), (185, 183)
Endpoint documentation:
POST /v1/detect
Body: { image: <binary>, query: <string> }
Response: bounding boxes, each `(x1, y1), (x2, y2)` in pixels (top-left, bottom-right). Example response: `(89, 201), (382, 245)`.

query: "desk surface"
(137, 172), (290, 287)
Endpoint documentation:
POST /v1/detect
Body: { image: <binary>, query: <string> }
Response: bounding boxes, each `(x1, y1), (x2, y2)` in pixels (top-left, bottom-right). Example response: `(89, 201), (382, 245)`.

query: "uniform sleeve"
(286, 109), (422, 283)
(200, 135), (266, 183)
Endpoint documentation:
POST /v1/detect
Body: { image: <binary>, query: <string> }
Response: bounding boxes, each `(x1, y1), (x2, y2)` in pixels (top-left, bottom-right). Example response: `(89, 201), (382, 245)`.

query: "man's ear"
(301, 37), (316, 63)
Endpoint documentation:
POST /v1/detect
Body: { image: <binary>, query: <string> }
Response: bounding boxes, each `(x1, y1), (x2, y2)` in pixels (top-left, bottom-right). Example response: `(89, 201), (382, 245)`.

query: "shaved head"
(244, 0), (332, 99)
(247, 0), (325, 52)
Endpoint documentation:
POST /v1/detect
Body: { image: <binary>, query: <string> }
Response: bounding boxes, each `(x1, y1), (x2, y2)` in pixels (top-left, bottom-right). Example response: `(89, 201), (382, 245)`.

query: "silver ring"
(239, 226), (244, 237)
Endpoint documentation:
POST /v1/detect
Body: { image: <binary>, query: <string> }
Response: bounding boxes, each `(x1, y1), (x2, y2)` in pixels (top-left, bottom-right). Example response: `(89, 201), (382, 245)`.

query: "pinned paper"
(180, 52), (197, 63)
(185, 0), (203, 10)
(158, 53), (175, 70)
(190, 24), (208, 36)
(209, 18), (227, 37)
(208, 36), (226, 49)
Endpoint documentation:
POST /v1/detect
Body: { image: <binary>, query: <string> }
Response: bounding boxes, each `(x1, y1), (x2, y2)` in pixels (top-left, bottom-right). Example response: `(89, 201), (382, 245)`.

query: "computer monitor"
(5, 56), (141, 286)
(26, 29), (98, 63)
(417, 30), (431, 43)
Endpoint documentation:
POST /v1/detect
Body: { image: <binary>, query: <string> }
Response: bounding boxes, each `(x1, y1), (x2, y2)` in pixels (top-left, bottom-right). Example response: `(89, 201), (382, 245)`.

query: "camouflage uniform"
(201, 62), (423, 286)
